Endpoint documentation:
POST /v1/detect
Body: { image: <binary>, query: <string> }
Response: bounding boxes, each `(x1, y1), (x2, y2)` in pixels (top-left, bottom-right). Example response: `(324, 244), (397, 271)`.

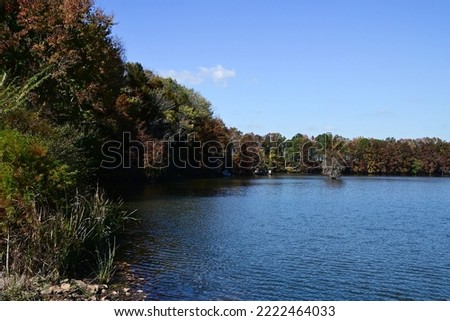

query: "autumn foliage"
(1, 0), (124, 123)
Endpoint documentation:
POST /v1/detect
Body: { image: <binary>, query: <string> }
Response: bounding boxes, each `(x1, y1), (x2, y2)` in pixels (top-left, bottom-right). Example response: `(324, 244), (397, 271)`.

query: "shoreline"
(0, 261), (146, 301)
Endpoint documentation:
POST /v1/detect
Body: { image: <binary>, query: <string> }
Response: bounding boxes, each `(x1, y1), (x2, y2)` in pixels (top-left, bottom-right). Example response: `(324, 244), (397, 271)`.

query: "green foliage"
(0, 129), (76, 232)
(0, 68), (57, 140)
(95, 238), (117, 284)
(46, 124), (98, 183)
(37, 189), (134, 276)
(0, 68), (50, 123)
(411, 159), (423, 175)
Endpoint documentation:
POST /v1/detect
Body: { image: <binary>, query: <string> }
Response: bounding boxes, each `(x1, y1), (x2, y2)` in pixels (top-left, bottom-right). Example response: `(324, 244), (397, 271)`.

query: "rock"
(86, 284), (99, 294)
(101, 296), (108, 301)
(90, 295), (97, 301)
(137, 290), (143, 293)
(52, 285), (63, 294)
(102, 284), (108, 289)
(74, 280), (87, 289)
(40, 287), (53, 296)
(123, 287), (130, 293)
(61, 283), (71, 291)
(60, 279), (69, 284)
(112, 291), (118, 296)
(41, 285), (63, 295)
(101, 289), (107, 294)
(125, 292), (131, 296)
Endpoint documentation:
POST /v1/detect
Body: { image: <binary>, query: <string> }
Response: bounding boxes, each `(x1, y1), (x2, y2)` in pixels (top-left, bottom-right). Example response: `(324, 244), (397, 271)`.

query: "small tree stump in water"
(322, 157), (344, 180)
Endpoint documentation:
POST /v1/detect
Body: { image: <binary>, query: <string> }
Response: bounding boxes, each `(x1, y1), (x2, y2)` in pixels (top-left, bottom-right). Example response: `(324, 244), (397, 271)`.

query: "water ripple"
(119, 176), (450, 300)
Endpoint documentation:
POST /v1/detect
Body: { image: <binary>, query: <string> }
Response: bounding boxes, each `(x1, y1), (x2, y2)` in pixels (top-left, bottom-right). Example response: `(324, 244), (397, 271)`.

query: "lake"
(118, 176), (450, 300)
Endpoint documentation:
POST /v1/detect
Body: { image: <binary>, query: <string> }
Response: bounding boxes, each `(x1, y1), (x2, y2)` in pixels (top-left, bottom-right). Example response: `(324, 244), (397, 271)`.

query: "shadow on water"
(110, 177), (259, 201)
(324, 178), (345, 188)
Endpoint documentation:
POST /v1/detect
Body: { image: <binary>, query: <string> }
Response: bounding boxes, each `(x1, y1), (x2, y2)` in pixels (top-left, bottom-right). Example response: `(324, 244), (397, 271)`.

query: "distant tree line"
(253, 133), (450, 176)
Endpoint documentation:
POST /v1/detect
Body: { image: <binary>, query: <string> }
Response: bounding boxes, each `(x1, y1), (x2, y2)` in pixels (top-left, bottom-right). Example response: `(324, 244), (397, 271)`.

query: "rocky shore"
(0, 262), (146, 301)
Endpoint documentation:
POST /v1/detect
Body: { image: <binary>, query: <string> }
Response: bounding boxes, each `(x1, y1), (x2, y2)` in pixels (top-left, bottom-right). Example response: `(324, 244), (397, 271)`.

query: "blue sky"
(97, 0), (450, 140)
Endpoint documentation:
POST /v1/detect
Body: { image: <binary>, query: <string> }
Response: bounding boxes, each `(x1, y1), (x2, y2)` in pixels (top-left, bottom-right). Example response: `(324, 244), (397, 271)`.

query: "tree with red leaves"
(1, 0), (124, 124)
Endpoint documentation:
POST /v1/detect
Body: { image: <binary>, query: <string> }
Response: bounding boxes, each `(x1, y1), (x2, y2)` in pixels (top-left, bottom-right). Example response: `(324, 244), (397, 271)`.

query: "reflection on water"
(117, 175), (450, 300)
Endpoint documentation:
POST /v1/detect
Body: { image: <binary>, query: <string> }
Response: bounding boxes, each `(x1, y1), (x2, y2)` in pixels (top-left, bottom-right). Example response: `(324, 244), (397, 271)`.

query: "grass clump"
(1, 186), (134, 282)
(95, 238), (117, 285)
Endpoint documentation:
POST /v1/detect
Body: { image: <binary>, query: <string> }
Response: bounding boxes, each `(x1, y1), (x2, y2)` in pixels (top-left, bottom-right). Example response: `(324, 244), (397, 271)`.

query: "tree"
(1, 0), (124, 125)
(262, 133), (286, 171)
(347, 137), (370, 174)
(315, 133), (348, 178)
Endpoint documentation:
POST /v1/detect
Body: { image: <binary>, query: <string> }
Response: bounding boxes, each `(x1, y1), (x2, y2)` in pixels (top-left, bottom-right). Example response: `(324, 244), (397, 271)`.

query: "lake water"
(119, 176), (450, 300)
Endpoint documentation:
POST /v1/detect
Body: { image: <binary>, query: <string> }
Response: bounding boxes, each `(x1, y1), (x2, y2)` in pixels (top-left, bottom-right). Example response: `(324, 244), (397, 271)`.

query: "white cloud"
(159, 65), (236, 86)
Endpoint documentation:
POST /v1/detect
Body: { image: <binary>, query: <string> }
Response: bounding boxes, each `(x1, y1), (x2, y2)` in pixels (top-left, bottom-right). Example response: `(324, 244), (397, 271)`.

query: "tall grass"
(0, 69), (50, 115)
(6, 188), (136, 278)
(2, 187), (134, 286)
(95, 238), (117, 284)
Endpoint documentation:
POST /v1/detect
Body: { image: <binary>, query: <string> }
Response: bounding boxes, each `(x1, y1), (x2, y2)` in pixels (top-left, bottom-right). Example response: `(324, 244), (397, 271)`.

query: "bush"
(0, 129), (76, 230)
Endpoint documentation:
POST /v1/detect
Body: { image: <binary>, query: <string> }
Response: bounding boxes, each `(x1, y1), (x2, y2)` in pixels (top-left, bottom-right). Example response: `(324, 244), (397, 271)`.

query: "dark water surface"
(118, 176), (450, 300)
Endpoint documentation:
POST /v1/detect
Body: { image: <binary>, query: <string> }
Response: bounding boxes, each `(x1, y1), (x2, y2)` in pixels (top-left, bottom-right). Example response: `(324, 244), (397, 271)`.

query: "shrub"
(0, 129), (76, 219)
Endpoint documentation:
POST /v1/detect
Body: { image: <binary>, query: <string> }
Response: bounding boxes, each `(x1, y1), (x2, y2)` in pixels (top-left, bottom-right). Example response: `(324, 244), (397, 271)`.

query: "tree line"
(246, 133), (450, 176)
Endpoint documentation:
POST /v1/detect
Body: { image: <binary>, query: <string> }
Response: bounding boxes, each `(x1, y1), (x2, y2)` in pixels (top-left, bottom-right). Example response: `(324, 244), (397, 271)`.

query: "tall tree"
(1, 0), (124, 124)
